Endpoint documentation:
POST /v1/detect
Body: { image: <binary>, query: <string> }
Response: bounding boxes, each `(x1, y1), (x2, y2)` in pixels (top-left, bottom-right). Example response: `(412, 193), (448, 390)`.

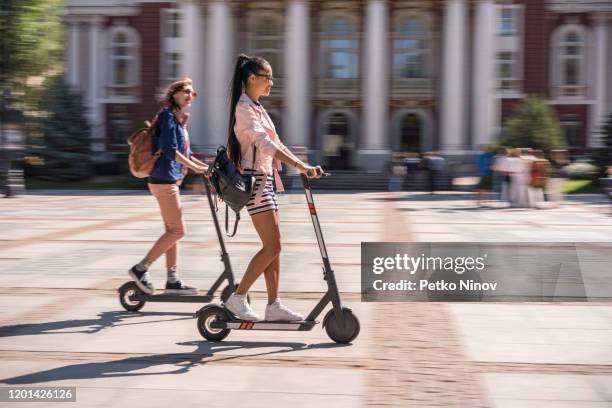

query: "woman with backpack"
(223, 54), (321, 322)
(129, 78), (208, 296)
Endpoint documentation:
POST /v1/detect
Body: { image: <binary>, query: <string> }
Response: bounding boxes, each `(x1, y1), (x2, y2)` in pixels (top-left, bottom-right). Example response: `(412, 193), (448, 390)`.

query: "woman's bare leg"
(263, 255), (280, 304)
(235, 210), (281, 296)
(262, 211), (281, 303)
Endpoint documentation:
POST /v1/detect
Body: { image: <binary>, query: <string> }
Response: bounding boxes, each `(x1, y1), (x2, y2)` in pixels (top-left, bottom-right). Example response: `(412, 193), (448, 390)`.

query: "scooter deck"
(211, 319), (318, 331)
(131, 293), (215, 303)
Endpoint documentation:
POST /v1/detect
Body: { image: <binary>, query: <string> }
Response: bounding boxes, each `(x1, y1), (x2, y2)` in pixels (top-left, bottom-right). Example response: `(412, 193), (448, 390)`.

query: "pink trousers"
(144, 183), (185, 270)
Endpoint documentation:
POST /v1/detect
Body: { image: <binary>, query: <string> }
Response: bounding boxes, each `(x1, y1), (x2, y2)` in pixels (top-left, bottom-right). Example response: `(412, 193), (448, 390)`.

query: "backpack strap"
(225, 204), (240, 237)
(150, 110), (165, 158)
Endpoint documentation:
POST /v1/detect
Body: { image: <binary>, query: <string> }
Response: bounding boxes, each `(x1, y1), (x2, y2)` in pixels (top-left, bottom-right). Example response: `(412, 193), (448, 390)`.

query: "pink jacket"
(234, 92), (287, 175)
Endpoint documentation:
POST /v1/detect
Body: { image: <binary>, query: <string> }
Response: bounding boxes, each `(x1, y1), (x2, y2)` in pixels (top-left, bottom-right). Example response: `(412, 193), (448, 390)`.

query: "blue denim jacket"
(149, 108), (190, 182)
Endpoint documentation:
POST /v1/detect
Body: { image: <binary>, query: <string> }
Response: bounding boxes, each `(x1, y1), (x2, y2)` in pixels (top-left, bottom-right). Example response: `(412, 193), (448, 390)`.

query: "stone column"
(360, 0), (390, 171)
(182, 1), (207, 149)
(284, 0), (310, 148)
(67, 20), (80, 88)
(472, 0), (496, 148)
(89, 18), (105, 152)
(441, 0), (468, 152)
(205, 1), (234, 152)
(591, 16), (608, 147)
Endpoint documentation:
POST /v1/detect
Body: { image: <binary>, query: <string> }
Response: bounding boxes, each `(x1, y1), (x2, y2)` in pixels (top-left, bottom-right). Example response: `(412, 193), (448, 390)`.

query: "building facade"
(64, 0), (612, 170)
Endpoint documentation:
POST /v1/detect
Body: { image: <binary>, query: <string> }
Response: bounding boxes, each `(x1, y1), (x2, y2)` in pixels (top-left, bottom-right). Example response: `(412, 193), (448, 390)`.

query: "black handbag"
(210, 145), (256, 237)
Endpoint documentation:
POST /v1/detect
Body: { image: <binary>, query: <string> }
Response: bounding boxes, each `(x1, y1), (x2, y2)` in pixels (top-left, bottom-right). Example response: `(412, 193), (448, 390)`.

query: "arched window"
(553, 26), (586, 97)
(109, 27), (139, 95)
(250, 15), (284, 78)
(322, 17), (358, 79)
(393, 16), (430, 79)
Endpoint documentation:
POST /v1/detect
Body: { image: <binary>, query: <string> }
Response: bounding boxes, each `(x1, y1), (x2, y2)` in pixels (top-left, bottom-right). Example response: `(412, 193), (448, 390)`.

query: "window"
(553, 26), (586, 97)
(110, 119), (132, 146)
(498, 7), (517, 36)
(161, 9), (183, 83)
(560, 115), (582, 147)
(496, 51), (520, 91)
(109, 28), (139, 96)
(495, 5), (523, 93)
(322, 17), (358, 79)
(163, 9), (182, 39)
(250, 15), (284, 78)
(393, 17), (430, 79)
(164, 51), (182, 81)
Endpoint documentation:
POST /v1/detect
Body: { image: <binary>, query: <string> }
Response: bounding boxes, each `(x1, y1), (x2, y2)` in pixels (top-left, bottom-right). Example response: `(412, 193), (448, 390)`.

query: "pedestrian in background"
(547, 149), (568, 207)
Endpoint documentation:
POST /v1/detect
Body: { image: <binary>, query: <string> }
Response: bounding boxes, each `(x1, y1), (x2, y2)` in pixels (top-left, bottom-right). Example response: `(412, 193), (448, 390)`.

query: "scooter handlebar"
(308, 166), (330, 178)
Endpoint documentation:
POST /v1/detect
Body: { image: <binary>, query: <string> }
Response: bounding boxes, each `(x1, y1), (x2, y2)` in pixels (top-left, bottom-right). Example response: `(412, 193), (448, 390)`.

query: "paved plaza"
(0, 189), (611, 407)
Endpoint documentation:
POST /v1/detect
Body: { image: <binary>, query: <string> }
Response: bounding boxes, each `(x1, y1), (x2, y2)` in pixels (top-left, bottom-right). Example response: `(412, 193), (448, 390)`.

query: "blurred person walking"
(476, 145), (493, 206)
(506, 149), (528, 207)
(528, 150), (549, 208)
(128, 78), (208, 295)
(423, 152), (446, 194)
(492, 147), (511, 203)
(520, 148), (535, 207)
(547, 150), (568, 207)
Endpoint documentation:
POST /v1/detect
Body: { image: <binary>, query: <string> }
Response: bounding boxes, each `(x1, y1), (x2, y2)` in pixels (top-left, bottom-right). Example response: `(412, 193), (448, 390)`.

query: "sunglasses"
(254, 73), (274, 82)
(180, 89), (198, 98)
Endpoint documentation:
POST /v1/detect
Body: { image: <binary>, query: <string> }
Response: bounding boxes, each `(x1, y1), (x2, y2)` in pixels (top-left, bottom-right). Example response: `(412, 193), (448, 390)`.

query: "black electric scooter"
(118, 175), (244, 312)
(194, 172), (360, 344)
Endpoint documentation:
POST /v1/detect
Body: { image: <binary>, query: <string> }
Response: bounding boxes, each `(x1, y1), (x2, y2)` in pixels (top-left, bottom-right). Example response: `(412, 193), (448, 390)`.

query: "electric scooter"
(118, 175), (245, 312)
(194, 171), (360, 344)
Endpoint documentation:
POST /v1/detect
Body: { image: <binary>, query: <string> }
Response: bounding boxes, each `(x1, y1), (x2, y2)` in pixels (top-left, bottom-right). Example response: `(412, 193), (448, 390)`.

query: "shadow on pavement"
(0, 339), (349, 384)
(0, 310), (194, 337)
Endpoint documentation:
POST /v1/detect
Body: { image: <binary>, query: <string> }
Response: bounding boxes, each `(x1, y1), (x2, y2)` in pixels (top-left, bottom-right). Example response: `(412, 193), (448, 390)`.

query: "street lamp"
(0, 92), (26, 197)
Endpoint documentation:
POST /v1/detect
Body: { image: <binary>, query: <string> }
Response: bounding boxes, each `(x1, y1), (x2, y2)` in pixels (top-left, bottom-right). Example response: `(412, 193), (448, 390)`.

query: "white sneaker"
(265, 300), (304, 322)
(224, 293), (259, 321)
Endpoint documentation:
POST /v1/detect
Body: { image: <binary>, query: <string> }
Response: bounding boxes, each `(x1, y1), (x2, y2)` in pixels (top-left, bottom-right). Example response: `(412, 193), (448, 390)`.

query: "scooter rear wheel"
(119, 282), (146, 312)
(197, 306), (231, 342)
(323, 307), (360, 344)
(220, 284), (251, 304)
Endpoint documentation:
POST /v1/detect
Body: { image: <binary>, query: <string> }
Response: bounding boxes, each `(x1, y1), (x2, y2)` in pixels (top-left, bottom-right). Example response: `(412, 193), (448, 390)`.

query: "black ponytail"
(227, 53), (269, 167)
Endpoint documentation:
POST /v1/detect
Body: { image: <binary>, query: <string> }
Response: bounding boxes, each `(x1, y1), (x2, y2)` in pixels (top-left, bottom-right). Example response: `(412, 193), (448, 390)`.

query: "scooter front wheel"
(323, 307), (360, 344)
(118, 282), (146, 312)
(197, 306), (231, 342)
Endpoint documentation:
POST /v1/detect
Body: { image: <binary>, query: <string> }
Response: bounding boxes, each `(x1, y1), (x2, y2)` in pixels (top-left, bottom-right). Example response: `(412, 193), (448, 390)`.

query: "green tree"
(35, 78), (93, 181)
(0, 0), (63, 87)
(501, 96), (566, 152)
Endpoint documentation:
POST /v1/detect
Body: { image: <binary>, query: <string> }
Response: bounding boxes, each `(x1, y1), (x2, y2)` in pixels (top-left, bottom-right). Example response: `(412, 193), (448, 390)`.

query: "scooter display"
(118, 175), (244, 312)
(195, 172), (360, 344)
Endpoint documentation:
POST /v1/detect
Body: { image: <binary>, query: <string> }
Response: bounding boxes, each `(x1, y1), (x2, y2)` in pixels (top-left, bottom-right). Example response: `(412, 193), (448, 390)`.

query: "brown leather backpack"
(127, 120), (160, 178)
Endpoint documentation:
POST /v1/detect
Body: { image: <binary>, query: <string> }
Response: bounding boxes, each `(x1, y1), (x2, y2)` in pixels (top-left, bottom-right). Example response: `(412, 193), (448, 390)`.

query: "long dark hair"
(227, 54), (269, 167)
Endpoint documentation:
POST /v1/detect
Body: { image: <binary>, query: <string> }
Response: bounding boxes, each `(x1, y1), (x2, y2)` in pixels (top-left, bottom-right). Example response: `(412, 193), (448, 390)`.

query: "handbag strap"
(225, 204), (240, 237)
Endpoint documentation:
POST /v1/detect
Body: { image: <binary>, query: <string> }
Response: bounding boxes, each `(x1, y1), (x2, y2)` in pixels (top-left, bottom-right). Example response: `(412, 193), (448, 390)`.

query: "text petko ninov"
(370, 253), (498, 293)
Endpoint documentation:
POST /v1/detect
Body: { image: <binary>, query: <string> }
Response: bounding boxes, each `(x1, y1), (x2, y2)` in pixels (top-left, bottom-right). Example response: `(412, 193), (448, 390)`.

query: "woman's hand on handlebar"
(297, 162), (323, 179)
